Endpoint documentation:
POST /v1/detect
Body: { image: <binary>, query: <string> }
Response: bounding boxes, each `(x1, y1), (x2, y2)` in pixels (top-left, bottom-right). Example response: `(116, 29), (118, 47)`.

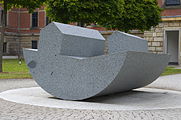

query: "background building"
(144, 0), (181, 65)
(1, 0), (181, 65)
(0, 7), (47, 56)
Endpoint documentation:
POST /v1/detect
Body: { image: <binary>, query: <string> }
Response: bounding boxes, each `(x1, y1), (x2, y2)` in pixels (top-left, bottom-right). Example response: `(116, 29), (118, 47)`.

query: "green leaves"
(45, 0), (124, 25)
(45, 0), (161, 32)
(103, 0), (161, 32)
(0, 0), (46, 12)
(1, 0), (161, 31)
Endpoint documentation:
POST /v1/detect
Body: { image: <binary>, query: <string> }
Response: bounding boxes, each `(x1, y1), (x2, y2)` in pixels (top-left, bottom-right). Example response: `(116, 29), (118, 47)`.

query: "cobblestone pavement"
(1, 78), (181, 120)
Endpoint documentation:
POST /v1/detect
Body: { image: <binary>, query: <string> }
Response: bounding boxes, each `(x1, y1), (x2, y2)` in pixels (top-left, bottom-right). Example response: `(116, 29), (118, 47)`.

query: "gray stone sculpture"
(23, 22), (170, 100)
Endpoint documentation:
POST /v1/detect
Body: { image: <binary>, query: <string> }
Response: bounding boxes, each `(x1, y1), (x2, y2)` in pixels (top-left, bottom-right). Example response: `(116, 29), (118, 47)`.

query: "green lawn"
(0, 59), (32, 79)
(161, 66), (181, 76)
(0, 59), (181, 79)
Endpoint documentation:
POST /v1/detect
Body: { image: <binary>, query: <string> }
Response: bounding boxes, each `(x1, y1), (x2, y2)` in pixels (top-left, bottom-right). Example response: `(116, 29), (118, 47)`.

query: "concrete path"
(147, 74), (181, 91)
(0, 79), (37, 92)
(2, 87), (181, 111)
(2, 56), (18, 59)
(0, 75), (181, 120)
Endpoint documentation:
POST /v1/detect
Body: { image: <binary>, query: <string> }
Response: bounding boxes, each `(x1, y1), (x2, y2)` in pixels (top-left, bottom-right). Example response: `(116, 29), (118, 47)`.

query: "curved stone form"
(23, 22), (169, 100)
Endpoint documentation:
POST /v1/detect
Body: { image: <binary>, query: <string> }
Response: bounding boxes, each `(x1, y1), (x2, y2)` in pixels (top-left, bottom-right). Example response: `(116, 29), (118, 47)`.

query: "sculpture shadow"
(48, 89), (169, 106)
(84, 89), (169, 105)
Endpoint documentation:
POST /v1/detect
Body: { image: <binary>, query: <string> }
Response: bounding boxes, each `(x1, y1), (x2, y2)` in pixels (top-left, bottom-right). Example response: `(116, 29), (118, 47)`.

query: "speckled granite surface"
(23, 22), (169, 100)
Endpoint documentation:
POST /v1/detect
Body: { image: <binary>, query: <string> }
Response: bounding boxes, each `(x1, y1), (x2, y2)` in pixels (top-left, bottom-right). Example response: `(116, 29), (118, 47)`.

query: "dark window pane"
(0, 10), (3, 25)
(0, 10), (7, 26)
(46, 16), (50, 25)
(165, 0), (180, 6)
(3, 42), (7, 53)
(32, 40), (38, 49)
(32, 12), (38, 27)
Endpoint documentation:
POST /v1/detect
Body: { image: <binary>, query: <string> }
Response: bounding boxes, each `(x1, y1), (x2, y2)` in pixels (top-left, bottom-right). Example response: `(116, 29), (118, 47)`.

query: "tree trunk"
(0, 1), (7, 72)
(0, 16), (3, 72)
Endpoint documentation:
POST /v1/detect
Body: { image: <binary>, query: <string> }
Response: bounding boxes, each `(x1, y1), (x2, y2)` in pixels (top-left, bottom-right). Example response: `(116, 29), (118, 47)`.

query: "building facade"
(144, 0), (181, 65)
(0, 7), (47, 56)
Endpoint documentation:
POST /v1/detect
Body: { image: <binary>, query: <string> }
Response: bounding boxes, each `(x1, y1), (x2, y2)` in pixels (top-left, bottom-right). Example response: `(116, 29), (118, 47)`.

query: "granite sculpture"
(23, 22), (170, 100)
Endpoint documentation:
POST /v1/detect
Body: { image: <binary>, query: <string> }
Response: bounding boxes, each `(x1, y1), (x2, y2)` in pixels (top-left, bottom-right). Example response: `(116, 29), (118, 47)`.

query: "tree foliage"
(45, 0), (124, 25)
(0, 0), (46, 12)
(101, 0), (162, 32)
(46, 0), (161, 32)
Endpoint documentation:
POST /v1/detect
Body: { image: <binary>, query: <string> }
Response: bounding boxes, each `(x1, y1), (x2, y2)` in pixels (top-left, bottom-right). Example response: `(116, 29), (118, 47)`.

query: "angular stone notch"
(24, 22), (169, 100)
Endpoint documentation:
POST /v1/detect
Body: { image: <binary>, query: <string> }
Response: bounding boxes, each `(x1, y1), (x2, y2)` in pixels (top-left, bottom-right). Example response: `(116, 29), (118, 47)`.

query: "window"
(32, 12), (38, 27)
(165, 0), (180, 6)
(46, 16), (50, 25)
(3, 42), (7, 53)
(0, 10), (7, 26)
(32, 40), (38, 49)
(0, 10), (3, 25)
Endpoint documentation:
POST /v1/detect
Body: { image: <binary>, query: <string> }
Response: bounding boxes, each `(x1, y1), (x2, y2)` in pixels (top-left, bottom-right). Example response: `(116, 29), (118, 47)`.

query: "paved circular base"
(1, 87), (181, 111)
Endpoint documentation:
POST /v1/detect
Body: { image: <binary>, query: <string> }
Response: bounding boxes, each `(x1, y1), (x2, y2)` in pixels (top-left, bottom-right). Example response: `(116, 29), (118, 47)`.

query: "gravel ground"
(0, 77), (181, 120)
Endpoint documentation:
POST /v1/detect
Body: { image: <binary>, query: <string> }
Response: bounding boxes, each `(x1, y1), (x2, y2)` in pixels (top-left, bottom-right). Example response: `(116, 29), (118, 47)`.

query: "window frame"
(46, 16), (50, 26)
(32, 12), (38, 28)
(3, 42), (7, 53)
(32, 40), (38, 49)
(165, 0), (181, 6)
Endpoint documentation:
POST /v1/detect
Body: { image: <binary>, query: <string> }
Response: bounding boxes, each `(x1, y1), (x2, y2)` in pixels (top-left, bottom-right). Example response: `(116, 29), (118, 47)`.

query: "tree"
(101, 0), (161, 32)
(0, 0), (46, 72)
(46, 0), (161, 32)
(45, 0), (124, 27)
